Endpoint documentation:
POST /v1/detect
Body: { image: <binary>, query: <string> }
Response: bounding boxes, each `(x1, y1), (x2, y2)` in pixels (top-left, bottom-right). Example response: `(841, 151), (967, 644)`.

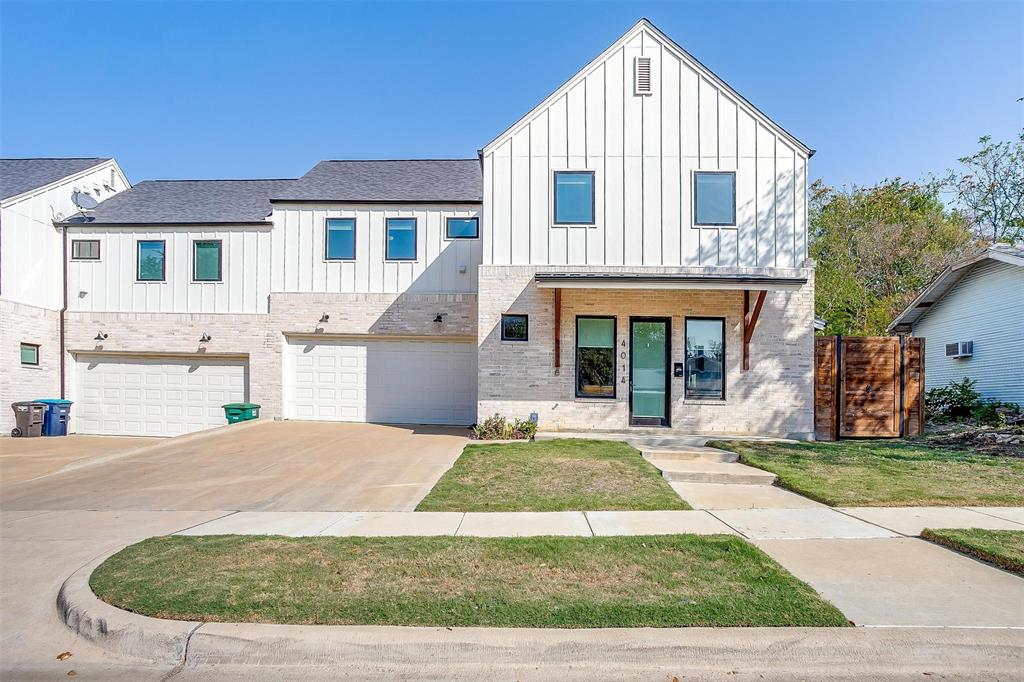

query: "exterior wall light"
(94, 331), (108, 341)
(200, 333), (212, 343)
(319, 313), (330, 323)
(433, 313), (447, 323)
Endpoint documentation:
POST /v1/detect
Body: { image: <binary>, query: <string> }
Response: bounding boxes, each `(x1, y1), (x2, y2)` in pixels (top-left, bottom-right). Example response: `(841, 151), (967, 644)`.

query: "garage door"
(285, 338), (476, 425)
(74, 355), (247, 436)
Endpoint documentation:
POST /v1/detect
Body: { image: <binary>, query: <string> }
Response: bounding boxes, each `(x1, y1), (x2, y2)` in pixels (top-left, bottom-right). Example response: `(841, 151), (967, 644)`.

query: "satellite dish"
(72, 190), (98, 211)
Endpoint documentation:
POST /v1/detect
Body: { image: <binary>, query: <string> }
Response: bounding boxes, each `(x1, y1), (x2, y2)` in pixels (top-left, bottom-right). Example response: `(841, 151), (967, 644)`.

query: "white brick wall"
(477, 265), (815, 438)
(0, 300), (61, 434)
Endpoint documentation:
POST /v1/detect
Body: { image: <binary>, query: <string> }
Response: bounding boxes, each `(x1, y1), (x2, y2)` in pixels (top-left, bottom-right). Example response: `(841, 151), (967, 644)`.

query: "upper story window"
(385, 218), (417, 261)
(553, 171), (595, 225)
(693, 171), (736, 226)
(325, 218), (356, 260)
(685, 317), (725, 400)
(71, 239), (100, 260)
(446, 217), (479, 239)
(193, 240), (222, 282)
(136, 240), (166, 282)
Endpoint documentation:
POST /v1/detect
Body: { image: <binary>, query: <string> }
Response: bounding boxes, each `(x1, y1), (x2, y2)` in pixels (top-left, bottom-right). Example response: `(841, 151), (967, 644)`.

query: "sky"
(2, 1), (1021, 188)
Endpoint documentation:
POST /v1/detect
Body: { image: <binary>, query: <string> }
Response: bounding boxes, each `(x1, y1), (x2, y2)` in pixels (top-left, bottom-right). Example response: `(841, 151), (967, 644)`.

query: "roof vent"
(634, 56), (652, 96)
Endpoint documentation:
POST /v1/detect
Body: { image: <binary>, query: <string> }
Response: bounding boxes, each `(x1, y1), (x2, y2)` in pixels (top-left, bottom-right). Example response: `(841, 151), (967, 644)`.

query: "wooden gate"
(814, 336), (924, 441)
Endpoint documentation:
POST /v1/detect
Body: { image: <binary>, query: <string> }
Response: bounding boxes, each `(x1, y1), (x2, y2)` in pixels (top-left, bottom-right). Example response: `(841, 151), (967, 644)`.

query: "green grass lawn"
(91, 534), (848, 627)
(709, 439), (1024, 507)
(416, 439), (689, 512)
(921, 528), (1024, 575)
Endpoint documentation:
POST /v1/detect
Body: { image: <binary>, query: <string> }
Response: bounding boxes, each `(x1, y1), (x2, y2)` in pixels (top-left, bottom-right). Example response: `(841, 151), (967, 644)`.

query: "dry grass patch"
(91, 535), (848, 627)
(416, 439), (688, 511)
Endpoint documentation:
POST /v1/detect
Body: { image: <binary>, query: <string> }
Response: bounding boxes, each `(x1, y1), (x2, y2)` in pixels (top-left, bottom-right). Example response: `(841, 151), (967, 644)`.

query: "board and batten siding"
(913, 260), (1024, 405)
(270, 204), (482, 294)
(66, 225), (272, 314)
(482, 26), (808, 268)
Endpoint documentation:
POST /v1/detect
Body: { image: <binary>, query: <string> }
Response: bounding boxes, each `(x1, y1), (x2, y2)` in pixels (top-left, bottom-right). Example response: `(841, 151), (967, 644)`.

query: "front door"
(629, 318), (670, 426)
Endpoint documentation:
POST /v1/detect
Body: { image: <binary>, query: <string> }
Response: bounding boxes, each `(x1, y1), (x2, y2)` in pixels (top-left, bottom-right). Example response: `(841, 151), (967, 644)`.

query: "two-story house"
(18, 19), (815, 439)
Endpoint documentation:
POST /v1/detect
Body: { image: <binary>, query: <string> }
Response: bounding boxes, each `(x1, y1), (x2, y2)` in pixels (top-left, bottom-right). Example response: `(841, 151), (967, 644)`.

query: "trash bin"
(11, 402), (46, 438)
(222, 403), (261, 424)
(35, 398), (73, 437)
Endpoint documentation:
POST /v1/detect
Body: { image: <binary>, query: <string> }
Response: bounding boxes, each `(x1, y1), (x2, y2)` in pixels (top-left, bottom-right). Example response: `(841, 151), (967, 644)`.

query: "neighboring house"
(889, 244), (1024, 406)
(10, 19), (816, 439)
(0, 158), (129, 434)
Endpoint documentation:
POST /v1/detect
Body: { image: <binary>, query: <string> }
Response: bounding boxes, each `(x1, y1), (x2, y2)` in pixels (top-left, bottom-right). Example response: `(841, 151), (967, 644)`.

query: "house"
(7, 19), (816, 439)
(888, 244), (1024, 406)
(0, 158), (130, 434)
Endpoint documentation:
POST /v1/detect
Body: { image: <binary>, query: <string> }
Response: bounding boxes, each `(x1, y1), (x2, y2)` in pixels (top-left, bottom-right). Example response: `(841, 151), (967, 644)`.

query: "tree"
(946, 131), (1024, 244)
(810, 179), (976, 336)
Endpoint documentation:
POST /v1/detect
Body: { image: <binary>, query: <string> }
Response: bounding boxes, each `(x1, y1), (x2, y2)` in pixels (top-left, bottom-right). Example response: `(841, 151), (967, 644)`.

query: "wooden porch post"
(742, 289), (766, 371)
(554, 288), (562, 371)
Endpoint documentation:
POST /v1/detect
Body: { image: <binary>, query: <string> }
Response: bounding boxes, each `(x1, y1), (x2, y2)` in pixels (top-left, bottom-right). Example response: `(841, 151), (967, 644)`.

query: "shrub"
(926, 378), (981, 422)
(471, 414), (537, 440)
(971, 401), (1022, 427)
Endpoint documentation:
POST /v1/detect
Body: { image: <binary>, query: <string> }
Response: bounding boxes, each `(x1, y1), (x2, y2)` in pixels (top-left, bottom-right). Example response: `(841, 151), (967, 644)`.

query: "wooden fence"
(814, 336), (925, 441)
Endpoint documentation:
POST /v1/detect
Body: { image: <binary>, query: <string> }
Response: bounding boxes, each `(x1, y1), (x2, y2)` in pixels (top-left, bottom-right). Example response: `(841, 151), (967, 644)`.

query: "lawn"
(709, 439), (1024, 507)
(416, 439), (689, 511)
(921, 528), (1024, 575)
(91, 534), (848, 627)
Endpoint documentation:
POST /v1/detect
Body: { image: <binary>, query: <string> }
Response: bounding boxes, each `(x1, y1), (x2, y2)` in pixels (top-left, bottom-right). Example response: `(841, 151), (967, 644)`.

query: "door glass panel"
(632, 321), (667, 419)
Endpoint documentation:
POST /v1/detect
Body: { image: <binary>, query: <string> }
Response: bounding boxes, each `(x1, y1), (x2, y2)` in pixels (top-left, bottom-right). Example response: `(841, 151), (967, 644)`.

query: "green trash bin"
(222, 403), (261, 424)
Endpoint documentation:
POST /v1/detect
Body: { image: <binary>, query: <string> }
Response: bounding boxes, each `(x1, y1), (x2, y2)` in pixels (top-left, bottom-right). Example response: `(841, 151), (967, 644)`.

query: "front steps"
(644, 448), (777, 486)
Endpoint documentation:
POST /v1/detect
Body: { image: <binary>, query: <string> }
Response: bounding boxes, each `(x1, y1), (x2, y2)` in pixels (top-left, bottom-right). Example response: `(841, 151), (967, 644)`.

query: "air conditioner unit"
(945, 341), (973, 358)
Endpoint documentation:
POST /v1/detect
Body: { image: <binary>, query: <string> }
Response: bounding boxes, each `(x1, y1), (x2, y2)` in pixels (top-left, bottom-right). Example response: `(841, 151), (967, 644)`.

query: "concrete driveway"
(0, 421), (467, 512)
(0, 434), (159, 484)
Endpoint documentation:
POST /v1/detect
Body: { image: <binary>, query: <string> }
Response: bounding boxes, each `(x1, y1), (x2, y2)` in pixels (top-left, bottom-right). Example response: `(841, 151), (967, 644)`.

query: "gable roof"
(274, 159), (482, 203)
(482, 18), (812, 156)
(888, 244), (1024, 332)
(0, 157), (112, 202)
(59, 179), (295, 226)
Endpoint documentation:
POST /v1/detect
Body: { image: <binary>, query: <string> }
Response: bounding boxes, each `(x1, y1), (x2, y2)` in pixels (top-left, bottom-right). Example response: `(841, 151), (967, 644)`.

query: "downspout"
(59, 225), (68, 399)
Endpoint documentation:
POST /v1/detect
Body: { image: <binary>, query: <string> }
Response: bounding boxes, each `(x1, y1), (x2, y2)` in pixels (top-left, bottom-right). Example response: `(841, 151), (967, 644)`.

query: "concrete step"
(648, 459), (777, 485)
(642, 448), (738, 463)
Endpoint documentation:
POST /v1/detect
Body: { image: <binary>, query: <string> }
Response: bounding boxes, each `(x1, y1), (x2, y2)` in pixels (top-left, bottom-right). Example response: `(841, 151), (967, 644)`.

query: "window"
(192, 240), (222, 281)
(446, 217), (479, 239)
(20, 343), (39, 366)
(385, 218), (417, 260)
(576, 317), (615, 398)
(71, 239), (100, 260)
(553, 171), (595, 225)
(501, 314), (528, 341)
(136, 240), (166, 281)
(685, 318), (725, 400)
(325, 218), (356, 260)
(694, 171), (736, 226)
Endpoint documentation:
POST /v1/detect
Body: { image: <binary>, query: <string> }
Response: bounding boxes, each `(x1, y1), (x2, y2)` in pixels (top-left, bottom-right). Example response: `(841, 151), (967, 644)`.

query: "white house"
(6, 19), (818, 439)
(889, 244), (1024, 406)
(0, 158), (129, 433)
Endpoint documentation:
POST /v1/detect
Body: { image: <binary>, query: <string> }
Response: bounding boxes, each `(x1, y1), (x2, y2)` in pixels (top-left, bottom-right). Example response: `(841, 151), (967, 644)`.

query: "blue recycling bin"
(36, 399), (73, 436)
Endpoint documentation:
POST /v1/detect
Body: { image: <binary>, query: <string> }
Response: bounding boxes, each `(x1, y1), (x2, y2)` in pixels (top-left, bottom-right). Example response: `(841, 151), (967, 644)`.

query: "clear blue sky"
(2, 1), (1021, 188)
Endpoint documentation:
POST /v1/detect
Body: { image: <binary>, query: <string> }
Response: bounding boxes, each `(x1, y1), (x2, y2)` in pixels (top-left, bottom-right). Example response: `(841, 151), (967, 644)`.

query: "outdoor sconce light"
(319, 313), (330, 324)
(200, 333), (212, 343)
(94, 331), (108, 341)
(433, 313), (447, 323)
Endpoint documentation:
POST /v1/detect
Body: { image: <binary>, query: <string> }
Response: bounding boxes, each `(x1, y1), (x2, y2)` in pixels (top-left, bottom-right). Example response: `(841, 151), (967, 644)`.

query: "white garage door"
(285, 338), (477, 425)
(74, 355), (247, 437)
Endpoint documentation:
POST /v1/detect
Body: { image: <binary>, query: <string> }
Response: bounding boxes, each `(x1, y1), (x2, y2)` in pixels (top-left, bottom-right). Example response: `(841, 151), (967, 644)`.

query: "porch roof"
(534, 272), (807, 291)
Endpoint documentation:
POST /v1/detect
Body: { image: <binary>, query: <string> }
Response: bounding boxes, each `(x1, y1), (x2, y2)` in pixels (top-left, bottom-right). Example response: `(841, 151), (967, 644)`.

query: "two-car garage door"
(284, 338), (477, 426)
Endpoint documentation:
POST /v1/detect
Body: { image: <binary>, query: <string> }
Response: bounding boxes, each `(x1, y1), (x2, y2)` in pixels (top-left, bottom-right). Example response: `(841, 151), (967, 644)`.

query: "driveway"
(0, 421), (467, 512)
(0, 434), (159, 484)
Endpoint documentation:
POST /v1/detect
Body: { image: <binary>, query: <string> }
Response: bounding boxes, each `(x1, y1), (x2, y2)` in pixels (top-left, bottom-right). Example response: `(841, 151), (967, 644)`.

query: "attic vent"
(634, 56), (652, 96)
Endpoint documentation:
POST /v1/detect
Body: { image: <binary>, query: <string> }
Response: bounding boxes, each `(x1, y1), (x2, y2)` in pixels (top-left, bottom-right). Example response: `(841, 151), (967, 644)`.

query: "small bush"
(971, 401), (1021, 427)
(926, 378), (981, 422)
(471, 414), (537, 440)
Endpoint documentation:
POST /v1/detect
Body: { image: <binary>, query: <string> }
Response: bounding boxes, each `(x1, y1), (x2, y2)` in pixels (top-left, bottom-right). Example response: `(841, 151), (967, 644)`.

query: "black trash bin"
(36, 399), (73, 437)
(11, 402), (46, 438)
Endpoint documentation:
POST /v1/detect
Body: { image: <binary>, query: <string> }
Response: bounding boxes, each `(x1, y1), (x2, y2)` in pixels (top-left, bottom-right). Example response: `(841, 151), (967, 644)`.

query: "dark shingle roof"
(61, 179), (295, 225)
(1, 158), (112, 201)
(277, 159), (482, 203)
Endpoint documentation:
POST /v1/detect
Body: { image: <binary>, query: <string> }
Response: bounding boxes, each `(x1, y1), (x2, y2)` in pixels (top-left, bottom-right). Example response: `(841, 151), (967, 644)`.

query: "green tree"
(809, 179), (976, 336)
(946, 131), (1024, 244)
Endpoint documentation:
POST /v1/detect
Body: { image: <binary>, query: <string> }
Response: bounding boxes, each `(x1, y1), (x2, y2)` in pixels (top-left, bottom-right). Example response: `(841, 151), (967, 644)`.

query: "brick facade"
(0, 301), (61, 434)
(478, 265), (816, 438)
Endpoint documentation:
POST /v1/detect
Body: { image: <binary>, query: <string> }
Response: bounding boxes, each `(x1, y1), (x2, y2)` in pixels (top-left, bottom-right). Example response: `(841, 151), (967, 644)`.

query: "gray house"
(888, 244), (1024, 405)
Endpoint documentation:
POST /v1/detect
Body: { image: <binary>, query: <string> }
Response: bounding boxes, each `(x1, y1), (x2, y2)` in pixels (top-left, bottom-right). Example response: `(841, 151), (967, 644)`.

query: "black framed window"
(576, 316), (615, 398)
(685, 317), (726, 400)
(501, 314), (528, 342)
(71, 239), (100, 260)
(325, 218), (356, 260)
(553, 171), (595, 225)
(192, 240), (222, 282)
(385, 217), (417, 260)
(446, 217), (479, 239)
(20, 342), (39, 366)
(694, 171), (736, 226)
(136, 240), (166, 281)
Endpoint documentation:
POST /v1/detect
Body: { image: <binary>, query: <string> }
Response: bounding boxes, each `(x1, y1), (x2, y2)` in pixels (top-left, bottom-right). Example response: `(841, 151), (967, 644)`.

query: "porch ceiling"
(534, 272), (807, 291)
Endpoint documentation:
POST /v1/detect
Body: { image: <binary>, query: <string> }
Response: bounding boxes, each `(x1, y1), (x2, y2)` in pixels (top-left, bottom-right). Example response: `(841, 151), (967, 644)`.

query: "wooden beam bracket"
(741, 290), (767, 371)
